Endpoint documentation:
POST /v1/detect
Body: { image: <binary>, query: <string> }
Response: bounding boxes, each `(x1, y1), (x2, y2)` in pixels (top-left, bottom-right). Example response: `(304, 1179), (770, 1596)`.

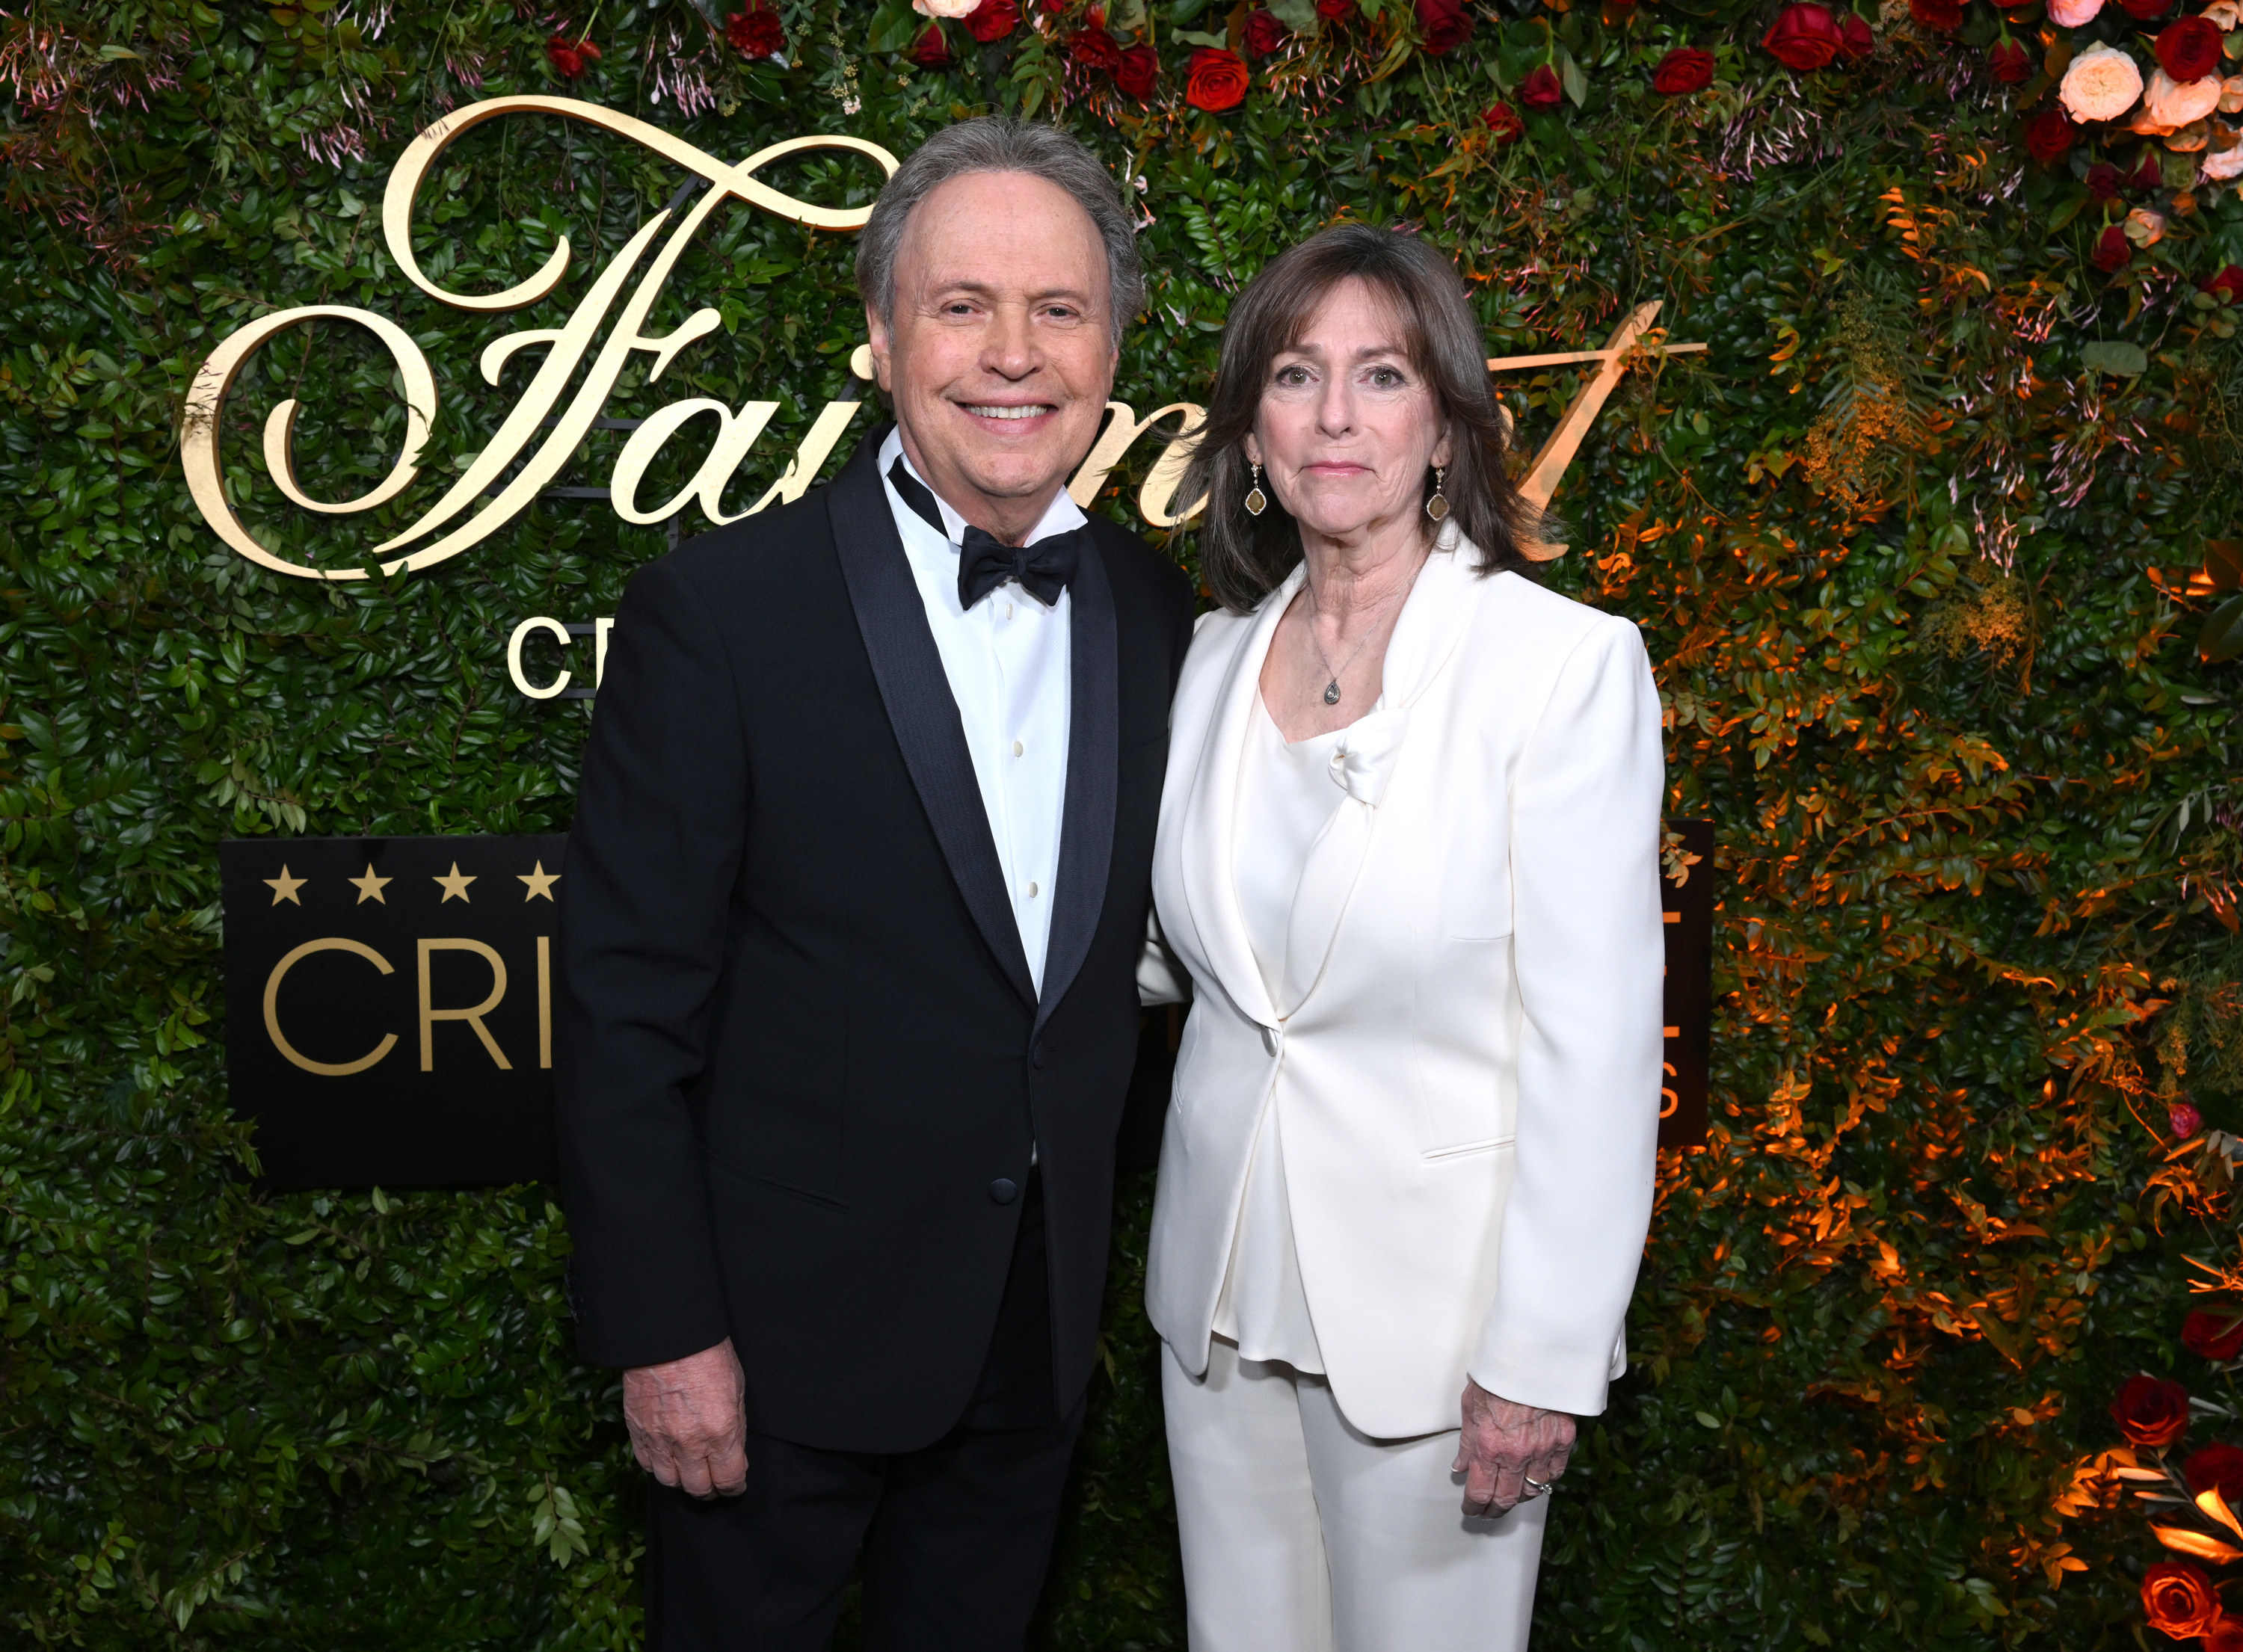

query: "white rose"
(2145, 65), (2225, 126)
(912, 0), (980, 16)
(2061, 44), (2145, 123)
(2047, 0), (2104, 25)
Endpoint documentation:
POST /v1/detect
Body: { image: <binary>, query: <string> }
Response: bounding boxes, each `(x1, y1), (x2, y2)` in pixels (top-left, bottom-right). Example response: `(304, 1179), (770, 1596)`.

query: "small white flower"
(2060, 43), (2145, 123)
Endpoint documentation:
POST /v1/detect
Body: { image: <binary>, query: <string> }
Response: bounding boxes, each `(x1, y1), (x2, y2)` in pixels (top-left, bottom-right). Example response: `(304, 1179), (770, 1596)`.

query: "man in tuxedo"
(556, 117), (1194, 1651)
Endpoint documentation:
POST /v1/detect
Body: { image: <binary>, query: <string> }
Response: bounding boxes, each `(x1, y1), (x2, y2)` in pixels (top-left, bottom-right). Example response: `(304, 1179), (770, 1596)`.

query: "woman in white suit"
(1143, 224), (1666, 1651)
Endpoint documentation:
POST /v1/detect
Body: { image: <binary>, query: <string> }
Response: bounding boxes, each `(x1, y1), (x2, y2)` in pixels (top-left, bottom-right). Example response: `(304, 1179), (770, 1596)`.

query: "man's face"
(868, 170), (1119, 541)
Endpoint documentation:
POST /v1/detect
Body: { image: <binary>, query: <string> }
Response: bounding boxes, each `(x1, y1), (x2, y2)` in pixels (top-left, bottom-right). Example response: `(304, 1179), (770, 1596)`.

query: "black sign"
(1658, 818), (1715, 1149)
(221, 835), (565, 1189)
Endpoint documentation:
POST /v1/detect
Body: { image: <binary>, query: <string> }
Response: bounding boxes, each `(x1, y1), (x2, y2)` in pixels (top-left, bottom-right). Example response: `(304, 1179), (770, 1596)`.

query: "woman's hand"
(1453, 1378), (1575, 1517)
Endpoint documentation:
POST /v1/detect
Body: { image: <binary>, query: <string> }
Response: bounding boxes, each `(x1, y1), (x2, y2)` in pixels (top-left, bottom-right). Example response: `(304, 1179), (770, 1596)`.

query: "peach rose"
(2221, 75), (2243, 113)
(2049, 0), (2105, 22)
(2126, 206), (2168, 244)
(2205, 0), (2242, 27)
(2206, 140), (2243, 178)
(2147, 64), (2224, 125)
(2061, 44), (2146, 123)
(913, 0), (982, 16)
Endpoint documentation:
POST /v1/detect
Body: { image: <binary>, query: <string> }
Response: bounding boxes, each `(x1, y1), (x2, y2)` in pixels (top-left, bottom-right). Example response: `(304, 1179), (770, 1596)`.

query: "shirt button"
(1003, 602), (1015, 620)
(1026, 881), (1040, 899)
(1012, 739), (1025, 757)
(989, 1177), (1019, 1205)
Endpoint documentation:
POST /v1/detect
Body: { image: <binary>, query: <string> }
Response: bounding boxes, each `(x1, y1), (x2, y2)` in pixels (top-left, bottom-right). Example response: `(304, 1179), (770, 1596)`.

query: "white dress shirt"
(879, 426), (1083, 995)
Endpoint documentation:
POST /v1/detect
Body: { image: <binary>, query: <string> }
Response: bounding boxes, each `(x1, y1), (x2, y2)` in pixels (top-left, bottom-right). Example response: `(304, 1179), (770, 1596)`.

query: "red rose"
(1318, 0), (1359, 17)
(1762, 4), (1847, 71)
(2188, 1441), (2243, 1500)
(1652, 46), (1715, 94)
(2086, 161), (2124, 199)
(2118, 0), (2173, 18)
(1115, 42), (1158, 97)
(1990, 38), (2031, 81)
(964, 0), (1019, 43)
(1520, 63), (1563, 107)
(1839, 13), (1875, 56)
(2212, 1618), (2243, 1652)
(2144, 1562), (2224, 1639)
(545, 33), (600, 77)
(2093, 224), (2135, 272)
(1910, 0), (1963, 30)
(1482, 101), (1525, 141)
(2205, 265), (2243, 305)
(1185, 46), (1249, 111)
(2023, 107), (2075, 161)
(2132, 149), (2167, 191)
(2188, 1308), (2243, 1360)
(911, 22), (954, 68)
(1243, 8), (1287, 56)
(2111, 1373), (2188, 1443)
(725, 4), (783, 57)
(1417, 0), (1474, 55)
(1067, 25), (1123, 71)
(2174, 1101), (2206, 1138)
(2156, 16), (2222, 82)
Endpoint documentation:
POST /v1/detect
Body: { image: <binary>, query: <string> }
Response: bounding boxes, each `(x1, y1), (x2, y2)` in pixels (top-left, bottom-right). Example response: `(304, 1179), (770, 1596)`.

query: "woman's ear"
(1430, 420), (1453, 472)
(1243, 432), (1264, 468)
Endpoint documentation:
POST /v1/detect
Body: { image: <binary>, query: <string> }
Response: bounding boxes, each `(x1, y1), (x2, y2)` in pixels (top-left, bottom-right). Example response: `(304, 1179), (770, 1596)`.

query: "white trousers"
(1163, 1338), (1548, 1652)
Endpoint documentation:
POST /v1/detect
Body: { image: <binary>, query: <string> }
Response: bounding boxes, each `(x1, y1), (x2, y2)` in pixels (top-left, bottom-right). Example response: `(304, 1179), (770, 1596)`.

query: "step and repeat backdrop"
(7, 0), (2242, 1646)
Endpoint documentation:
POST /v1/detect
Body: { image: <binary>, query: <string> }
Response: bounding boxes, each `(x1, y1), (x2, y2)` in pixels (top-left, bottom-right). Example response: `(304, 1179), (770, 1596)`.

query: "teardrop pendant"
(1323, 679), (1342, 706)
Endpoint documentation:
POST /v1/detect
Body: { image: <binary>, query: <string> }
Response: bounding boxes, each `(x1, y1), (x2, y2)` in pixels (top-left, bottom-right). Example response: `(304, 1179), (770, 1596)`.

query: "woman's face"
(1245, 277), (1451, 546)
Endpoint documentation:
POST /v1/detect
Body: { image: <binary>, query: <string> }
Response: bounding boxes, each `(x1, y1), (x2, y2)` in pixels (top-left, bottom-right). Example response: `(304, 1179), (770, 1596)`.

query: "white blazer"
(1144, 540), (1666, 1439)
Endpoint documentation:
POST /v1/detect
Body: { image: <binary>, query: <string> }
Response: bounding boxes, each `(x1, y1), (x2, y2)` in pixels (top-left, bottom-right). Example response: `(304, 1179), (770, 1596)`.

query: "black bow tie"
(888, 456), (1085, 611)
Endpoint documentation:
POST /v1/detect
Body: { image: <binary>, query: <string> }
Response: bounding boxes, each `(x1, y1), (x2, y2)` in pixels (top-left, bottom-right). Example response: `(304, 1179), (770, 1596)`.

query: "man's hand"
(623, 1338), (748, 1499)
(1452, 1378), (1575, 1517)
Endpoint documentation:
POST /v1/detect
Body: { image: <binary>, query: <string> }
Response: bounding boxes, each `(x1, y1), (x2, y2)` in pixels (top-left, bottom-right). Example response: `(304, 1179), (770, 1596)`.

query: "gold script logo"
(179, 95), (1699, 585)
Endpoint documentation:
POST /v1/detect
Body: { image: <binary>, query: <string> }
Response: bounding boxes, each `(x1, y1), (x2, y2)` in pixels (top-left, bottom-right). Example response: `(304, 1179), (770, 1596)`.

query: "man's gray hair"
(855, 117), (1145, 348)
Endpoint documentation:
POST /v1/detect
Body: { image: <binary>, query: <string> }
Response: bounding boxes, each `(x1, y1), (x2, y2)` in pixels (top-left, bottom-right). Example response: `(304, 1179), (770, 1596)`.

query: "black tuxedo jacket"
(556, 426), (1195, 1453)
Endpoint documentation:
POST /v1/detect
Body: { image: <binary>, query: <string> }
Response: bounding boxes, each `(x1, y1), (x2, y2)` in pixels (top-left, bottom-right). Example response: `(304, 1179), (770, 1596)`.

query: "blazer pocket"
(1442, 855), (1514, 941)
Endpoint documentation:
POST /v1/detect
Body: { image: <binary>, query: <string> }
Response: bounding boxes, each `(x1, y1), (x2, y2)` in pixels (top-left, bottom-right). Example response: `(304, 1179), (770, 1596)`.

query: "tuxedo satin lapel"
(1276, 541), (1489, 1017)
(1178, 567), (1302, 1032)
(1036, 534), (1117, 1033)
(828, 430), (1037, 1009)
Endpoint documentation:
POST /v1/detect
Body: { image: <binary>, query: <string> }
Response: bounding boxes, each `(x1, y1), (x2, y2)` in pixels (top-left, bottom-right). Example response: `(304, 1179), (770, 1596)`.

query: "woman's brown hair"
(1177, 224), (1548, 614)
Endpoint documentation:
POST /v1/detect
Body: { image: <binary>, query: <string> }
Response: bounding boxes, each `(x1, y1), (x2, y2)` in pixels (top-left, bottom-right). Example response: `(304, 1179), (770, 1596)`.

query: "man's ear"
(865, 305), (894, 394)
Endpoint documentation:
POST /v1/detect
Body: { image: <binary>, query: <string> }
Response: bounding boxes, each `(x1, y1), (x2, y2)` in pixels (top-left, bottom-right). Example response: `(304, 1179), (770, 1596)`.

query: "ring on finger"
(1522, 1476), (1553, 1497)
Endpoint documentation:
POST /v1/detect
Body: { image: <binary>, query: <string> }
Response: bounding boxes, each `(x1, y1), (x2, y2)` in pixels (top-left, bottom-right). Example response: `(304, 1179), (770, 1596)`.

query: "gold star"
(433, 863), (476, 903)
(349, 864), (393, 904)
(264, 865), (306, 906)
(518, 861), (560, 901)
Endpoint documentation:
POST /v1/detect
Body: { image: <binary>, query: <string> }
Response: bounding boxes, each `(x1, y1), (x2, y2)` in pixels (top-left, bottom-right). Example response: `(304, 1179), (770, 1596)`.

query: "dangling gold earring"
(1243, 460), (1268, 518)
(1425, 465), (1449, 523)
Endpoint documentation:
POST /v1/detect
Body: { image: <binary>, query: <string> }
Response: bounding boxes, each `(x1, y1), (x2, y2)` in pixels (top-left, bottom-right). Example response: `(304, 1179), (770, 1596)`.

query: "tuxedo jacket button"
(988, 1177), (1020, 1205)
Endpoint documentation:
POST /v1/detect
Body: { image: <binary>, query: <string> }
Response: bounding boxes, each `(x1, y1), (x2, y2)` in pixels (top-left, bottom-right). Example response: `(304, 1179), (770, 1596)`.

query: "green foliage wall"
(6, 0), (2243, 1645)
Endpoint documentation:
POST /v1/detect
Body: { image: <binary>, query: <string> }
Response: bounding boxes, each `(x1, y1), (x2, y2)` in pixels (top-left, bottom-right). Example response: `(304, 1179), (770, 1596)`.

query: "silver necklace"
(1304, 584), (1404, 706)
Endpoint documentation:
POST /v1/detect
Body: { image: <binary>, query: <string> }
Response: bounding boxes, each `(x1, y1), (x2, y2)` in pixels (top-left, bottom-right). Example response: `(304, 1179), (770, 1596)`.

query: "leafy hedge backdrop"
(7, 0), (2243, 1644)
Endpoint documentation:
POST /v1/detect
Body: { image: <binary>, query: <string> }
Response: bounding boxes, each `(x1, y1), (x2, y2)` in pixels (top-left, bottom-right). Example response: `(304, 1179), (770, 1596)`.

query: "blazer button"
(988, 1177), (1020, 1205)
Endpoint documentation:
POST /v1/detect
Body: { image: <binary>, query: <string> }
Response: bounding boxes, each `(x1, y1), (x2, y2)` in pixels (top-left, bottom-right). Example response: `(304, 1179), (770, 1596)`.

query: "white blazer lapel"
(1276, 540), (1489, 1017)
(1176, 568), (1302, 1031)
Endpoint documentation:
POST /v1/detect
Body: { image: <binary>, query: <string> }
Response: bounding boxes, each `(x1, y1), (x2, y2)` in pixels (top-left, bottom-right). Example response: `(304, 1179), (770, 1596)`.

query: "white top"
(879, 426), (1086, 993)
(1207, 696), (1350, 1372)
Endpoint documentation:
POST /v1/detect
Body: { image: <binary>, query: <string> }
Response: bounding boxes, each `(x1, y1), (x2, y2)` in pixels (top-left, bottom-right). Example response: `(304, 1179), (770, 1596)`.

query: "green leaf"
(1173, 27), (1228, 46)
(1560, 48), (1587, 108)
(2200, 595), (2243, 663)
(867, 0), (923, 54)
(2079, 339), (2148, 377)
(1268, 0), (1321, 34)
